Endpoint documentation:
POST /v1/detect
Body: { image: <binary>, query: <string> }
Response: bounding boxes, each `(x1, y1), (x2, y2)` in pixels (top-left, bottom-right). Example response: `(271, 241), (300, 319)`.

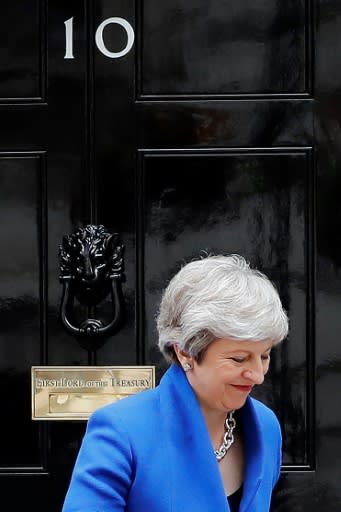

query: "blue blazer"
(62, 364), (282, 512)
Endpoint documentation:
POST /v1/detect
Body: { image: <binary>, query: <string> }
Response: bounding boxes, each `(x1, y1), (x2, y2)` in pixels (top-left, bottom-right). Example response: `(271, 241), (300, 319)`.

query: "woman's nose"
(242, 361), (265, 385)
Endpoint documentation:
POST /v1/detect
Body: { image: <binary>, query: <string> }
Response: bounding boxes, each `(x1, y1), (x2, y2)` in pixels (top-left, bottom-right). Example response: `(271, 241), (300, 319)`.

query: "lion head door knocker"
(59, 225), (125, 347)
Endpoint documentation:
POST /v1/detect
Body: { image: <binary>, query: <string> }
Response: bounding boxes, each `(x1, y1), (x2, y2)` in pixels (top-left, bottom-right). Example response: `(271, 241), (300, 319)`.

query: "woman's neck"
(200, 406), (232, 449)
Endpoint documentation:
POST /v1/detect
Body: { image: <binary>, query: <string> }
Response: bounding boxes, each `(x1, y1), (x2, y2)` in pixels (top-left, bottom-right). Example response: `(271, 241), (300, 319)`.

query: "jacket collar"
(158, 364), (265, 512)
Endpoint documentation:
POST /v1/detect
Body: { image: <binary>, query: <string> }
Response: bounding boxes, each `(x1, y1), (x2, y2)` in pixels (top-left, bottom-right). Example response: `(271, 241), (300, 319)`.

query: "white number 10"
(64, 17), (135, 59)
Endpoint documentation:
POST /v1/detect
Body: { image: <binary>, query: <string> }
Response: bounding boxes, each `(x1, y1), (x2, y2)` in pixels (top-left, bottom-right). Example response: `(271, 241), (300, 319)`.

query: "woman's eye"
(262, 355), (271, 361)
(231, 357), (246, 363)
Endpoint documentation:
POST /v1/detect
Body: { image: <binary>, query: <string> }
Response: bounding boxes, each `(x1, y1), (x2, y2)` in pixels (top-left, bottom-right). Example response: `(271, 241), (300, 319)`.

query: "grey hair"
(157, 254), (289, 363)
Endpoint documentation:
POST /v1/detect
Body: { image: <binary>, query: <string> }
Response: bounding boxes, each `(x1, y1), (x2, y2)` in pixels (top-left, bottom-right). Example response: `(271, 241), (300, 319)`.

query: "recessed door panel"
(140, 0), (308, 97)
(0, 153), (45, 468)
(0, 0), (44, 101)
(142, 150), (312, 469)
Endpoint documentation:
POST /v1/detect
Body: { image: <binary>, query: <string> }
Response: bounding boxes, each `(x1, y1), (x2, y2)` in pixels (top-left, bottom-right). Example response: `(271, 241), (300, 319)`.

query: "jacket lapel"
(159, 364), (229, 511)
(239, 399), (265, 512)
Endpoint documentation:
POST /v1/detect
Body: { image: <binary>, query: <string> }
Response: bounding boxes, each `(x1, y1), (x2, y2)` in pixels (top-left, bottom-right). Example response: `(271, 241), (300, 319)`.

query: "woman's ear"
(173, 345), (194, 371)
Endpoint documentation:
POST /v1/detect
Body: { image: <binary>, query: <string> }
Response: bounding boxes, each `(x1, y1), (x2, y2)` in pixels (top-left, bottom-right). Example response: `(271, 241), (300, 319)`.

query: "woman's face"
(177, 338), (273, 415)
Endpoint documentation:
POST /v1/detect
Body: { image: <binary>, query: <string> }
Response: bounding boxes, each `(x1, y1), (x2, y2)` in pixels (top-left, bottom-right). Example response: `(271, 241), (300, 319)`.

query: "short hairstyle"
(157, 254), (289, 363)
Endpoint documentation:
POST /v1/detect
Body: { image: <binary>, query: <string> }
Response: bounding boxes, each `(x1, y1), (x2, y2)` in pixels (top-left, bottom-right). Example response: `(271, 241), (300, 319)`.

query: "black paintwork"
(0, 1), (340, 511)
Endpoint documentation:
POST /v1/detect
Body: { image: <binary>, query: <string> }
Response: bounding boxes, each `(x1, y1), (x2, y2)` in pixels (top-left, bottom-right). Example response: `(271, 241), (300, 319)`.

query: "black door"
(1, 1), (340, 510)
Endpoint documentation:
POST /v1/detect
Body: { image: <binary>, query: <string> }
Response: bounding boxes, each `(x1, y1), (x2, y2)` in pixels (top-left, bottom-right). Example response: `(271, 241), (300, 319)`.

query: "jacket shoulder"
(89, 386), (160, 427)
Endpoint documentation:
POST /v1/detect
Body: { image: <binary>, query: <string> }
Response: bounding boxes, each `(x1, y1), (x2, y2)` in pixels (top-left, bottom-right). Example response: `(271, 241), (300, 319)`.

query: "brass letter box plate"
(31, 366), (155, 420)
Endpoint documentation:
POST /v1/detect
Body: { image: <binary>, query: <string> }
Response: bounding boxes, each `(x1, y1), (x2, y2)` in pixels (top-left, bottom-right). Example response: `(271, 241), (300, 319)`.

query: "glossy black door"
(0, 1), (340, 510)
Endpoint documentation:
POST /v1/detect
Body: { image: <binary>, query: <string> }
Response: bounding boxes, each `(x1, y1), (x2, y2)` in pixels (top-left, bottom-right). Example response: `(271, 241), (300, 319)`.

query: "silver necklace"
(214, 411), (236, 462)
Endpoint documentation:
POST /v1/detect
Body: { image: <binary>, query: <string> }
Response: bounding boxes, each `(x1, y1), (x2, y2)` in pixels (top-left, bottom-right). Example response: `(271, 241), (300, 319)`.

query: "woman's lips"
(231, 384), (253, 393)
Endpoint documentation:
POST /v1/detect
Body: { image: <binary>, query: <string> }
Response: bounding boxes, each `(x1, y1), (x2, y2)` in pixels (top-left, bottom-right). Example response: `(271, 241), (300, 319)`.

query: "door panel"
(0, 1), (340, 511)
(0, 154), (44, 469)
(141, 149), (312, 471)
(140, 0), (308, 96)
(0, 0), (43, 100)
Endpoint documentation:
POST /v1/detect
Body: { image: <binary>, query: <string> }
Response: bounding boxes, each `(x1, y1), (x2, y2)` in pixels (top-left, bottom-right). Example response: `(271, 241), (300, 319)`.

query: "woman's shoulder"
(89, 386), (160, 427)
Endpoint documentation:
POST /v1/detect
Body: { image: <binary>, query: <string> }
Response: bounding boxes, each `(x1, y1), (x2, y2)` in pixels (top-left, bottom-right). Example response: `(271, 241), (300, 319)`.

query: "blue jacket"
(62, 364), (282, 512)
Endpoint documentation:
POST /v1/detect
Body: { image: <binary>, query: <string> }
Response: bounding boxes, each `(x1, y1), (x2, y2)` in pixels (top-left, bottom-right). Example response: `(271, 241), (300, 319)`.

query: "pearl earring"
(183, 362), (192, 372)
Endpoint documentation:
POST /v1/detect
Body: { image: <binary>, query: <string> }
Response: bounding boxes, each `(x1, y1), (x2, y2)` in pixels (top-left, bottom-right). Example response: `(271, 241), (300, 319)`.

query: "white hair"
(157, 254), (289, 363)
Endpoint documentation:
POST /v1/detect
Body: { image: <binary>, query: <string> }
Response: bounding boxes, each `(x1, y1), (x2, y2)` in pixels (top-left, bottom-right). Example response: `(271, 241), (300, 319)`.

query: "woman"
(62, 254), (288, 512)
